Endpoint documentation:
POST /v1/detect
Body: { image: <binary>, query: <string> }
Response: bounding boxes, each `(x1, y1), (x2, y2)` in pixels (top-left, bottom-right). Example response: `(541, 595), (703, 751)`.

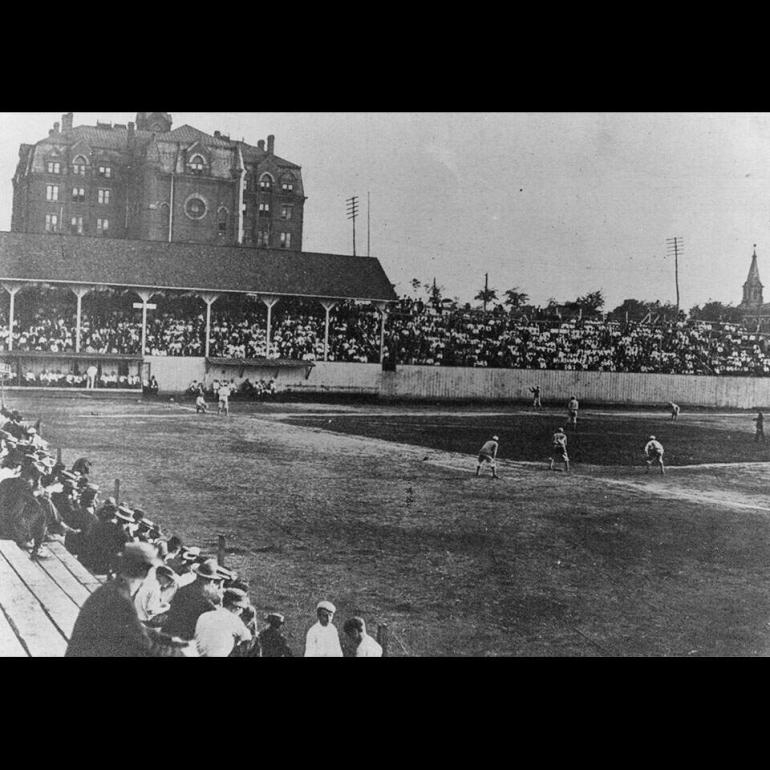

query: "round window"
(185, 196), (207, 220)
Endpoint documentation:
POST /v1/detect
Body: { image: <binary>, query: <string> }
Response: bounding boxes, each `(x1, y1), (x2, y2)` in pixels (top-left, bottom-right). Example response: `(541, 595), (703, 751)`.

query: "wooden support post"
(2, 282), (23, 353)
(261, 295), (280, 358)
(200, 293), (220, 359)
(320, 300), (338, 362)
(114, 479), (120, 505)
(71, 286), (91, 353)
(377, 623), (389, 657)
(217, 535), (226, 567)
(56, 448), (62, 465)
(375, 302), (390, 364)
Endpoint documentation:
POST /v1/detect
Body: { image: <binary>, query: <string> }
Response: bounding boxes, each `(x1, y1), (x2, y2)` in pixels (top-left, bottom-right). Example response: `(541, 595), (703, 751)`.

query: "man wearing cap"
(304, 600), (343, 657)
(194, 587), (253, 657)
(475, 435), (500, 479)
(66, 542), (194, 657)
(259, 613), (294, 657)
(549, 427), (570, 472)
(567, 395), (580, 429)
(644, 435), (665, 475)
(86, 364), (98, 389)
(78, 500), (131, 574)
(161, 558), (225, 640)
(342, 617), (383, 657)
(217, 380), (234, 417)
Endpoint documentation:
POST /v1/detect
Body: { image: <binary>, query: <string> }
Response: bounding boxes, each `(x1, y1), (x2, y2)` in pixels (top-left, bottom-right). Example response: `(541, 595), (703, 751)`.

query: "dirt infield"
(8, 393), (770, 656)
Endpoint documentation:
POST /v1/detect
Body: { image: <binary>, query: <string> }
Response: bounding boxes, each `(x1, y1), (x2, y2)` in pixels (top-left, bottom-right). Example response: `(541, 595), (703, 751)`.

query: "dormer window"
(281, 175), (294, 192)
(72, 156), (87, 176)
(188, 154), (206, 175)
(259, 173), (273, 191)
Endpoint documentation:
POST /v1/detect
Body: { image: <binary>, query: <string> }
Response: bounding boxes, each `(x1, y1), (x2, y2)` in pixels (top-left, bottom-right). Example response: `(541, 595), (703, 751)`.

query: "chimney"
(62, 113), (73, 131)
(53, 121), (60, 134)
(267, 135), (275, 154)
(128, 121), (135, 139)
(257, 139), (265, 151)
(214, 130), (221, 138)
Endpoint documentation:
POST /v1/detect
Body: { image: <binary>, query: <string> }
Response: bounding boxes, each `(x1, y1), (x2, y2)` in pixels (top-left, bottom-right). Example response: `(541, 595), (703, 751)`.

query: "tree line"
(406, 278), (745, 324)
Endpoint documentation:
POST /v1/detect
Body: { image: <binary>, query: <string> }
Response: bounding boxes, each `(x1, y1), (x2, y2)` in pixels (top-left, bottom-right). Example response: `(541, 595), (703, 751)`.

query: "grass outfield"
(8, 392), (770, 656)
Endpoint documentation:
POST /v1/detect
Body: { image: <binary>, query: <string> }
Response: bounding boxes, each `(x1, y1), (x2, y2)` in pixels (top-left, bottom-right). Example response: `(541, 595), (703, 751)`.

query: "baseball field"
(10, 391), (770, 656)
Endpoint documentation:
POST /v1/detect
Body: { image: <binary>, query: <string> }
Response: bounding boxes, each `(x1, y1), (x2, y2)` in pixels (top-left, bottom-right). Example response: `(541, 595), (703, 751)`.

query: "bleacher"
(0, 538), (103, 656)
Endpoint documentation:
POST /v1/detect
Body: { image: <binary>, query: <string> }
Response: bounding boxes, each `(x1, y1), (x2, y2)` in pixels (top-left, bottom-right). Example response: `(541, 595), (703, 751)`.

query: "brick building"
(11, 112), (305, 250)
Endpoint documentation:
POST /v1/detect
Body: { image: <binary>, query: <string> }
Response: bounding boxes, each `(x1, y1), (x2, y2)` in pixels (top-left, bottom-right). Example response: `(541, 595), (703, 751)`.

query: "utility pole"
(367, 191), (371, 257)
(484, 272), (489, 312)
(665, 237), (684, 315)
(346, 195), (359, 256)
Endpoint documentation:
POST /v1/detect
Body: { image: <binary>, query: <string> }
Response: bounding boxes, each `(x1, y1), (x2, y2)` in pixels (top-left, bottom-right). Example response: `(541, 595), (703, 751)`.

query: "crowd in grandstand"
(0, 405), (382, 657)
(2, 288), (770, 376)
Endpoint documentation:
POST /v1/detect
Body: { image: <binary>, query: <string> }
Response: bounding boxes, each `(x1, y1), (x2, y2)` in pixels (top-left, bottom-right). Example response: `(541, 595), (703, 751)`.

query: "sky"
(0, 111), (768, 312)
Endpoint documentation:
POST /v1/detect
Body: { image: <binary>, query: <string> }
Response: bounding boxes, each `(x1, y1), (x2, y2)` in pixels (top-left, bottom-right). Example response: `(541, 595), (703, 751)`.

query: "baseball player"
(217, 380), (234, 416)
(567, 396), (579, 429)
(754, 411), (765, 443)
(475, 435), (499, 479)
(549, 426), (569, 472)
(530, 385), (542, 408)
(668, 402), (680, 421)
(644, 435), (665, 475)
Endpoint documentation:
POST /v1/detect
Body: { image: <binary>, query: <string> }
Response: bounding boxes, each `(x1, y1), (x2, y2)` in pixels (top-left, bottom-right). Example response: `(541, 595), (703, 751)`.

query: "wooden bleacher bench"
(0, 538), (105, 657)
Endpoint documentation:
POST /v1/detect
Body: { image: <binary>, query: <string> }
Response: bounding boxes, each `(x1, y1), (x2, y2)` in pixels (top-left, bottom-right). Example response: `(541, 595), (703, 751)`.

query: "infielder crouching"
(644, 435), (665, 475)
(476, 435), (499, 479)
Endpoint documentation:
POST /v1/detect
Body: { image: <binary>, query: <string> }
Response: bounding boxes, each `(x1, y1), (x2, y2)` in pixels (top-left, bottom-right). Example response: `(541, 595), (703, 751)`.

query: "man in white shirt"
(195, 588), (253, 657)
(668, 402), (680, 421)
(217, 381), (233, 416)
(86, 364), (98, 389)
(342, 616), (383, 657)
(304, 600), (343, 657)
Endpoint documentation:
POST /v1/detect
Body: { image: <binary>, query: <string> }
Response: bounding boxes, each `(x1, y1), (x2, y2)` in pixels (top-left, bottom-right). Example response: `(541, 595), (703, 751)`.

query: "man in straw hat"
(162, 558), (225, 640)
(67, 542), (195, 657)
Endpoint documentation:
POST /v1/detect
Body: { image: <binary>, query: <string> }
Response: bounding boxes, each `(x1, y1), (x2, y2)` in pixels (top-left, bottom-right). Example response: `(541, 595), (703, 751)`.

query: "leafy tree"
(503, 287), (530, 310)
(689, 301), (744, 323)
(474, 284), (498, 312)
(574, 289), (605, 317)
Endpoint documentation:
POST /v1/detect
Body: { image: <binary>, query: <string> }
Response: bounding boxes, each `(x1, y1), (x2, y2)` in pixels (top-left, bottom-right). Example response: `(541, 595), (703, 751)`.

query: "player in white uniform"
(217, 381), (233, 416)
(475, 435), (499, 479)
(667, 402), (680, 421)
(567, 396), (579, 429)
(549, 427), (569, 472)
(644, 435), (665, 474)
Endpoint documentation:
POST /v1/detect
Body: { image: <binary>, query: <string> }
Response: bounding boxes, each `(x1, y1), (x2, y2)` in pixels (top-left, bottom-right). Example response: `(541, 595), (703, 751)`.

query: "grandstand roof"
(0, 232), (397, 303)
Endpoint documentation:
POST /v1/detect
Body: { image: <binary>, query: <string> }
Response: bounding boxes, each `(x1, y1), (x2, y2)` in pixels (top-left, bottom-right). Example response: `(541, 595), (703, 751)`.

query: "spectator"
(304, 600), (343, 657)
(161, 558), (225, 640)
(78, 499), (131, 575)
(259, 612), (294, 657)
(194, 587), (253, 657)
(66, 542), (195, 657)
(342, 616), (383, 657)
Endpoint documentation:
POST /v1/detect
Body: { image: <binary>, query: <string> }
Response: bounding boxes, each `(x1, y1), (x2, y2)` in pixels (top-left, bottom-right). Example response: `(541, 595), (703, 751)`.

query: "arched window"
(259, 173), (274, 191)
(188, 154), (206, 175)
(72, 155), (88, 176)
(280, 173), (295, 192)
(217, 207), (228, 235)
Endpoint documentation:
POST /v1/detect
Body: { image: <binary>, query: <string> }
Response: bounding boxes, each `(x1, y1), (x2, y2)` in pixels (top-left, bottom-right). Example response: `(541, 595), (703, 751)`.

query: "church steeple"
(135, 112), (172, 133)
(742, 245), (764, 306)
